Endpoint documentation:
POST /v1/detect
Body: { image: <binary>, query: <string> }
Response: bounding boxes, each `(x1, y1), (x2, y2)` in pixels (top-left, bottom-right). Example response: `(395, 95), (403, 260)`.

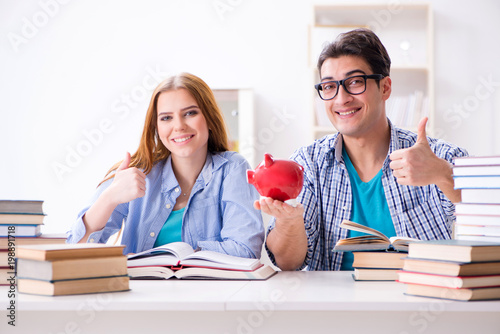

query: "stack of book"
(0, 200), (45, 238)
(453, 156), (500, 242)
(0, 200), (66, 285)
(397, 240), (500, 301)
(127, 241), (276, 280)
(333, 220), (419, 281)
(352, 251), (406, 281)
(16, 243), (130, 296)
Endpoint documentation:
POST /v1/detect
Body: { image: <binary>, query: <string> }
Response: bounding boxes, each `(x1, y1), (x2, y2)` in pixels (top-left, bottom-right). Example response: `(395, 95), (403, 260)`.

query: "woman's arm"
(75, 153), (147, 243)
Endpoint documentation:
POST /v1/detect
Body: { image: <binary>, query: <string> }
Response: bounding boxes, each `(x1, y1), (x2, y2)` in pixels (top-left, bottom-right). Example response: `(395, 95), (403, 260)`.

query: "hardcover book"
(17, 243), (125, 261)
(0, 213), (45, 224)
(455, 235), (500, 243)
(333, 220), (419, 252)
(127, 241), (262, 271)
(0, 224), (41, 237)
(460, 188), (500, 204)
(17, 275), (130, 296)
(407, 240), (500, 263)
(455, 214), (500, 227)
(402, 258), (500, 276)
(17, 256), (128, 281)
(453, 175), (500, 189)
(352, 251), (406, 269)
(398, 271), (500, 289)
(455, 224), (500, 236)
(0, 200), (44, 214)
(404, 283), (500, 301)
(128, 264), (276, 280)
(453, 155), (500, 167)
(353, 268), (400, 281)
(0, 233), (66, 248)
(455, 203), (500, 216)
(453, 164), (500, 176)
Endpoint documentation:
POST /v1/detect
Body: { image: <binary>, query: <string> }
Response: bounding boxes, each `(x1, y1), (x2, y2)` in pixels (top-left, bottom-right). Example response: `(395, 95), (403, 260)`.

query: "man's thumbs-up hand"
(415, 116), (430, 146)
(105, 152), (147, 206)
(389, 117), (447, 186)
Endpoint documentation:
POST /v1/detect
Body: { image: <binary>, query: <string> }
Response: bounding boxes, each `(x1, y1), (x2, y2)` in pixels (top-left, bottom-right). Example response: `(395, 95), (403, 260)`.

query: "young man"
(256, 29), (468, 271)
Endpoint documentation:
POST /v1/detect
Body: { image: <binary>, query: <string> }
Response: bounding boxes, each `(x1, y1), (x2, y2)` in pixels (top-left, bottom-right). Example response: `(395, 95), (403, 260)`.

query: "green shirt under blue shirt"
(340, 147), (396, 270)
(153, 208), (184, 247)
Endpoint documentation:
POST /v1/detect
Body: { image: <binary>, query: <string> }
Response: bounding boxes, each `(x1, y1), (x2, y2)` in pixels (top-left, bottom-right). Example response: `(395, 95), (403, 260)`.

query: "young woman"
(67, 73), (264, 259)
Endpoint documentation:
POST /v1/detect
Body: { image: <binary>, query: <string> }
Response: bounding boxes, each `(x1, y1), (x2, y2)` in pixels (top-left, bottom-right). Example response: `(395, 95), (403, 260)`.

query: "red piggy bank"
(246, 153), (304, 202)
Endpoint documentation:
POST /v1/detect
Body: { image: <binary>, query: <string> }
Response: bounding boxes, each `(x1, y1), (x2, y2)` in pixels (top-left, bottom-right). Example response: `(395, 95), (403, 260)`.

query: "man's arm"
(255, 198), (308, 271)
(389, 117), (461, 203)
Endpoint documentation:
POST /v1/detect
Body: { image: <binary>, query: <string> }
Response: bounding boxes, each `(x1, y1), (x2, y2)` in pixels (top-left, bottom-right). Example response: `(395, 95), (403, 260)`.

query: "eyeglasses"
(314, 74), (385, 101)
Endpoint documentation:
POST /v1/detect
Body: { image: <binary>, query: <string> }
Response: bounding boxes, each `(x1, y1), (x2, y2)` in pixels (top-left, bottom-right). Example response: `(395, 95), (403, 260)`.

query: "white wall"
(1, 0), (499, 234)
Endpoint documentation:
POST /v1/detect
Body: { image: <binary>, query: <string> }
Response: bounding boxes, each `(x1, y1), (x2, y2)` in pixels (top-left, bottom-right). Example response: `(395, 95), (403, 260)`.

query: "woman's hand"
(105, 152), (147, 206)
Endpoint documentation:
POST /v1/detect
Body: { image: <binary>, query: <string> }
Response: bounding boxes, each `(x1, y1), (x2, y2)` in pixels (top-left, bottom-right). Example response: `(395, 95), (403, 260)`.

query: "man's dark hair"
(317, 28), (391, 78)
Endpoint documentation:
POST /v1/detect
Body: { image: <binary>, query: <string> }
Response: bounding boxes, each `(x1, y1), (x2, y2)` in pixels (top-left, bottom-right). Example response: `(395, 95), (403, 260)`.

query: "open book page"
(335, 236), (391, 251)
(128, 264), (276, 280)
(126, 242), (262, 271)
(340, 220), (390, 242)
(174, 265), (276, 280)
(127, 254), (180, 267)
(127, 242), (195, 260)
(335, 220), (420, 252)
(338, 235), (390, 245)
(389, 236), (420, 244)
(128, 266), (175, 279)
(181, 250), (262, 271)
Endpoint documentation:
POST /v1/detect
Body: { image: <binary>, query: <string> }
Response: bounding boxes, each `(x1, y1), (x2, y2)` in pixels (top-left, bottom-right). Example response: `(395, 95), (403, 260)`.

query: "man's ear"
(381, 76), (392, 101)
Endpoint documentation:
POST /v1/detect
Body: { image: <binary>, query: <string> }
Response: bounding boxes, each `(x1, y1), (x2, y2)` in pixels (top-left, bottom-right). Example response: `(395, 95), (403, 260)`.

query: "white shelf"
(213, 89), (255, 167)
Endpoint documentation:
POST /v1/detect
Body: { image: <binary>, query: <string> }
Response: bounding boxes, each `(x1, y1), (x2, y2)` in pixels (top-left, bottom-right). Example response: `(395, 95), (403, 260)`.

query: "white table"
(1, 271), (500, 333)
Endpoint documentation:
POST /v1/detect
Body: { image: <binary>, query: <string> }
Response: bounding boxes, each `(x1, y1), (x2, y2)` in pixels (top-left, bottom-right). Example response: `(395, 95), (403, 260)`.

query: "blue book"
(0, 224), (42, 237)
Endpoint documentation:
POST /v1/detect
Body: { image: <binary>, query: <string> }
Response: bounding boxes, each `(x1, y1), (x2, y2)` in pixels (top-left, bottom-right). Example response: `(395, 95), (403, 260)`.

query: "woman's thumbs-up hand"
(107, 152), (147, 205)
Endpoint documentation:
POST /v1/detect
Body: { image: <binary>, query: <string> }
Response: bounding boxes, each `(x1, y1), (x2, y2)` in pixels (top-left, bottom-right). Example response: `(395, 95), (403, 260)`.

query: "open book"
(128, 264), (276, 280)
(333, 220), (420, 252)
(127, 242), (276, 280)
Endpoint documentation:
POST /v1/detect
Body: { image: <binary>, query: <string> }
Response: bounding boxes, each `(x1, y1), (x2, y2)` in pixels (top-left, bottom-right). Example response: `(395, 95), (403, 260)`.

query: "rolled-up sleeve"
(66, 179), (127, 244)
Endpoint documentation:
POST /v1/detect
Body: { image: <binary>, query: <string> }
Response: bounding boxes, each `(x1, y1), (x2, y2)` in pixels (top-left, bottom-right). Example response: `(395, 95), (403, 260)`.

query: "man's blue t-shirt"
(340, 148), (395, 270)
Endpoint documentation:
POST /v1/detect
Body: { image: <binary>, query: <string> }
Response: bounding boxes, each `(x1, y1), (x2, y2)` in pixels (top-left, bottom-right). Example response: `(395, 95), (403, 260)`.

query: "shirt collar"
(161, 152), (229, 193)
(324, 117), (398, 167)
(383, 118), (399, 169)
(387, 118), (400, 154)
(162, 156), (178, 193)
(316, 132), (341, 167)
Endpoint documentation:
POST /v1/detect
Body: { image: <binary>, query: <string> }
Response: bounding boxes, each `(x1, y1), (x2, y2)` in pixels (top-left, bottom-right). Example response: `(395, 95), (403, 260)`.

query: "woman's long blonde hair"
(100, 73), (229, 185)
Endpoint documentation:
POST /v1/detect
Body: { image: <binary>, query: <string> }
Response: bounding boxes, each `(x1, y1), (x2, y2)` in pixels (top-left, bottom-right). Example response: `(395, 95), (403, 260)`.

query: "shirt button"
(89, 238), (95, 243)
(150, 232), (155, 237)
(342, 206), (347, 210)
(175, 188), (180, 192)
(166, 204), (171, 209)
